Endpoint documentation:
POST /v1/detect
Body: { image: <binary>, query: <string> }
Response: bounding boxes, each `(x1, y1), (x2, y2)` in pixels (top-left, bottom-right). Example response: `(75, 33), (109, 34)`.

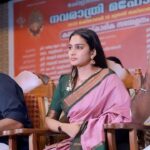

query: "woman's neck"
(77, 65), (100, 81)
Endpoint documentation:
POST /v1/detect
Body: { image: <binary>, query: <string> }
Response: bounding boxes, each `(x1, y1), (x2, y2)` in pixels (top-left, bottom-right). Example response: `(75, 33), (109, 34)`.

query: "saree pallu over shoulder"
(62, 69), (112, 112)
(45, 69), (131, 150)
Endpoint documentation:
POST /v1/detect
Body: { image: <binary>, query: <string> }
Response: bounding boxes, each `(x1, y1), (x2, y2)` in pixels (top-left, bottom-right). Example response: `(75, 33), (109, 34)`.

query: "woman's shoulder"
(59, 74), (70, 81)
(100, 68), (115, 77)
(101, 68), (122, 83)
(103, 68), (132, 88)
(58, 74), (71, 87)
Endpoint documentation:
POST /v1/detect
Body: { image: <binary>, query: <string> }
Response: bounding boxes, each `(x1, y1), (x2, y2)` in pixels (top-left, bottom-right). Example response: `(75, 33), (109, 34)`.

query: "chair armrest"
(104, 122), (150, 130)
(0, 128), (52, 137)
(0, 128), (68, 150)
(104, 122), (150, 150)
(0, 128), (67, 137)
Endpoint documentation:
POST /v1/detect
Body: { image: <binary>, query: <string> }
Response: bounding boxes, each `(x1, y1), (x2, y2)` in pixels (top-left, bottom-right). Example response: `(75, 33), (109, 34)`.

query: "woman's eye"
(68, 46), (72, 50)
(68, 45), (84, 51)
(76, 45), (83, 49)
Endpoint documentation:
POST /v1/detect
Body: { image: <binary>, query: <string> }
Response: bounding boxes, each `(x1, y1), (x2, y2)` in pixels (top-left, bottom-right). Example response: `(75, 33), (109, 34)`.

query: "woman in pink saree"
(45, 28), (131, 150)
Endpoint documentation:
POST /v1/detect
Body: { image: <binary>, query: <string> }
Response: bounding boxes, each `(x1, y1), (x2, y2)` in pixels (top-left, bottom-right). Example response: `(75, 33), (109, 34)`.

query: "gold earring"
(90, 56), (95, 65)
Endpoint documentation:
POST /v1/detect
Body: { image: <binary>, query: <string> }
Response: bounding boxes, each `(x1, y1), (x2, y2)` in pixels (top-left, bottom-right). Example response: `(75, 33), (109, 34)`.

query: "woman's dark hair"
(69, 28), (108, 89)
(107, 56), (123, 67)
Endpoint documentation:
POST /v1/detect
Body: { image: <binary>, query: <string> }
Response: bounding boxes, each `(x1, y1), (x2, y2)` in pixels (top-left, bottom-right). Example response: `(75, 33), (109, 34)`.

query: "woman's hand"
(62, 123), (81, 138)
(45, 117), (61, 132)
(45, 117), (82, 138)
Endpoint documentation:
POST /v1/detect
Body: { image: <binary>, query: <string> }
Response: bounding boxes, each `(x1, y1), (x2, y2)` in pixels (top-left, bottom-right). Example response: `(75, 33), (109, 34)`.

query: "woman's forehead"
(69, 34), (87, 44)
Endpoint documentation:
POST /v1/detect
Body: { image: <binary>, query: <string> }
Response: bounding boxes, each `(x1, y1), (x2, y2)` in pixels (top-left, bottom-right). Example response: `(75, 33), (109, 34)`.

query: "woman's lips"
(70, 58), (77, 61)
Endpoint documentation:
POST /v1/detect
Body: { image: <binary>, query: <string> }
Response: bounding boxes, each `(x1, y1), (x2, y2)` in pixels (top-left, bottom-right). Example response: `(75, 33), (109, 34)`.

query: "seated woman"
(45, 28), (131, 150)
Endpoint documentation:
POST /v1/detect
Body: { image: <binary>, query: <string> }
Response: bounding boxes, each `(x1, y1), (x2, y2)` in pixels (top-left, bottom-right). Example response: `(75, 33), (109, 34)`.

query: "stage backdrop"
(14, 0), (150, 83)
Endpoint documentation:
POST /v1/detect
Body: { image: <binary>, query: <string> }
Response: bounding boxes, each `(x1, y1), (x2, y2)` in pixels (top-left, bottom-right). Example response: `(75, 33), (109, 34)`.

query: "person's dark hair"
(107, 56), (123, 67)
(69, 28), (108, 89)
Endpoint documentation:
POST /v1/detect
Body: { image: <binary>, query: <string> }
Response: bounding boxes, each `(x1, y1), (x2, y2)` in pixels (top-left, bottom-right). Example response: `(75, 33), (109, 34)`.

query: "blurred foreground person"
(0, 72), (31, 150)
(131, 58), (150, 150)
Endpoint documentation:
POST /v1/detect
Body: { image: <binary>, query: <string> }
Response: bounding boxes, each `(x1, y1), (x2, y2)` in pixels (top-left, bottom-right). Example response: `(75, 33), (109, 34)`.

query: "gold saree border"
(64, 69), (110, 107)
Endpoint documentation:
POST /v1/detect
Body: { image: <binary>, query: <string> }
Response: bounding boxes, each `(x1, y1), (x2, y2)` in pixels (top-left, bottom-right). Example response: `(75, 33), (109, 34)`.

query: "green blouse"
(48, 74), (71, 117)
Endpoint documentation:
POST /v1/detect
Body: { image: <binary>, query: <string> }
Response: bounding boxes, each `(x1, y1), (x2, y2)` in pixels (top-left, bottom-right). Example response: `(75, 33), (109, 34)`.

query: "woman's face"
(68, 34), (92, 67)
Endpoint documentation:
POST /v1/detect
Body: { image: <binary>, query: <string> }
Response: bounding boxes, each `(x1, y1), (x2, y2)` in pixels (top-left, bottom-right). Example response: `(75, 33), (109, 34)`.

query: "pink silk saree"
(45, 70), (131, 150)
